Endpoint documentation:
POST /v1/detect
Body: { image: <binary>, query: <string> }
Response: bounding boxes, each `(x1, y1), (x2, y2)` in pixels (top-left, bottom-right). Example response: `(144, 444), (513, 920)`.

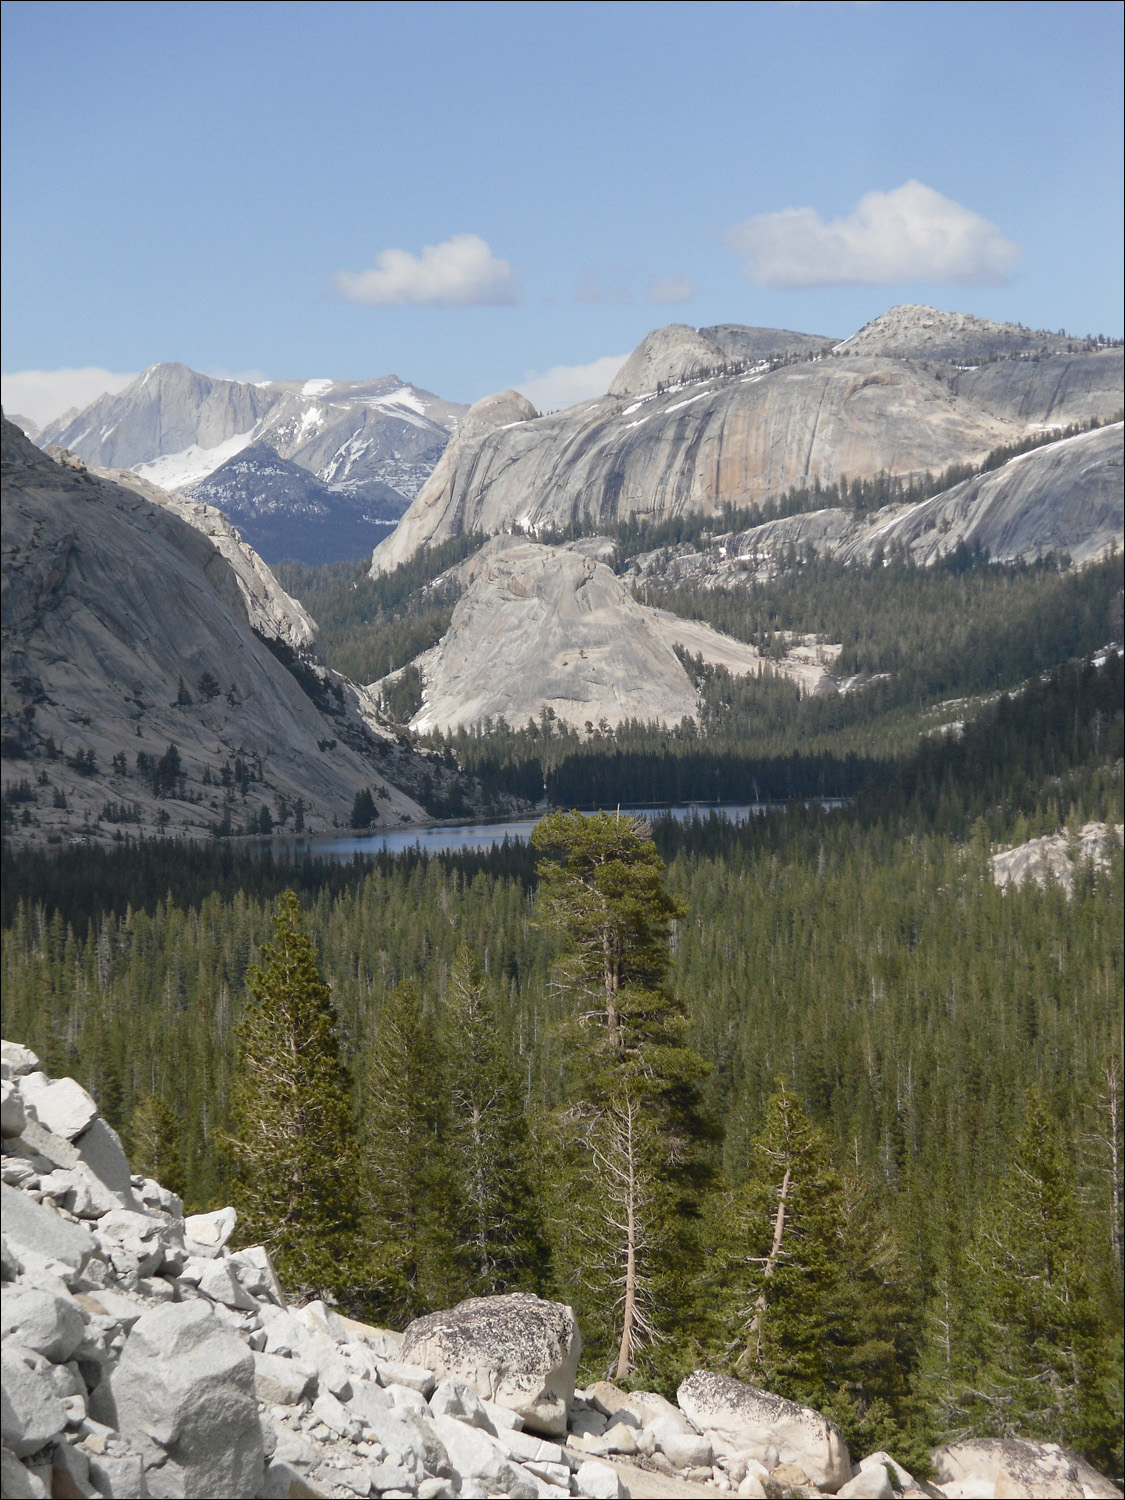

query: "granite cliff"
(372, 309), (1122, 575)
(1, 419), (448, 845)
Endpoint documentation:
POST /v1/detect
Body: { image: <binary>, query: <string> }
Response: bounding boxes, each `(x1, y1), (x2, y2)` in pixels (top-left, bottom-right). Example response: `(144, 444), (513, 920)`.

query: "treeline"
(641, 550), (1123, 691)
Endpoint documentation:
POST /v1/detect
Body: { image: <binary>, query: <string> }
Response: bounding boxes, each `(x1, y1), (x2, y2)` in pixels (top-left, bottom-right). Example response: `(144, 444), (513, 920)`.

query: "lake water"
(277, 802), (839, 861)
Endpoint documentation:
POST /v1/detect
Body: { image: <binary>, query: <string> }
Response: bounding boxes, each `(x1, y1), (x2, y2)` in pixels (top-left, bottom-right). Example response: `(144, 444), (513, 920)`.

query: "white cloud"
(515, 354), (629, 412)
(646, 275), (697, 305)
(726, 180), (1024, 288)
(332, 233), (520, 308)
(1, 366), (138, 430)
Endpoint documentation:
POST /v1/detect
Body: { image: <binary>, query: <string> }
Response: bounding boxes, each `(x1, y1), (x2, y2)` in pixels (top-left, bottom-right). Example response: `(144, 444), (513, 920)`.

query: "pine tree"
(362, 980), (462, 1321)
(128, 1092), (185, 1198)
(531, 810), (711, 1379)
(443, 944), (551, 1295)
(225, 890), (359, 1299)
(955, 1097), (1119, 1467)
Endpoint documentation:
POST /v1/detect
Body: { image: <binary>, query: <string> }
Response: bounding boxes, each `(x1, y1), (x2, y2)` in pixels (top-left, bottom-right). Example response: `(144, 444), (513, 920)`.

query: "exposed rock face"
(373, 311), (1122, 575)
(402, 537), (700, 733)
(677, 1371), (852, 1492)
(639, 424), (1124, 590)
(608, 324), (734, 397)
(400, 1292), (582, 1437)
(949, 349), (1123, 427)
(102, 1300), (264, 1498)
(989, 821), (1124, 893)
(834, 304), (1096, 363)
(1, 418), (430, 843)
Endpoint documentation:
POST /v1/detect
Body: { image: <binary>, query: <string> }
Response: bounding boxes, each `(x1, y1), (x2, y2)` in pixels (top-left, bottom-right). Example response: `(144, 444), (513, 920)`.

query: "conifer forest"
(2, 612), (1122, 1480)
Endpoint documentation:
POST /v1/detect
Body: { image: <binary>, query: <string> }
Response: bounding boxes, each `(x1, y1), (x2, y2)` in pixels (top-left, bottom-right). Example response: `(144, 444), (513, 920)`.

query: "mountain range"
(373, 305), (1122, 575)
(29, 365), (468, 565)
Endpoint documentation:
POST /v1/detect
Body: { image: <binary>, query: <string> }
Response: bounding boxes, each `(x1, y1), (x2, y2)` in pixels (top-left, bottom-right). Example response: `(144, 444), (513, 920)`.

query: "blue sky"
(2, 0), (1122, 423)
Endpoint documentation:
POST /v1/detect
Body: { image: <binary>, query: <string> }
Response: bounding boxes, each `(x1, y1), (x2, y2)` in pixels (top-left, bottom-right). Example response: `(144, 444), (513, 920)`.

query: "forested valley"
(2, 643), (1122, 1480)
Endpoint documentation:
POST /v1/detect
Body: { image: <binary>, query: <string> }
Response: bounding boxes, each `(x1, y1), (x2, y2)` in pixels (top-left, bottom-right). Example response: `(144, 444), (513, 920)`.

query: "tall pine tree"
(531, 810), (712, 1380)
(225, 890), (359, 1299)
(443, 944), (551, 1296)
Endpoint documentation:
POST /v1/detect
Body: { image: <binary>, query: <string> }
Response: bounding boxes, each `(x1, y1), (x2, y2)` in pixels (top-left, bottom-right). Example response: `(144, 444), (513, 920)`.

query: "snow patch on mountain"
(134, 429), (256, 490)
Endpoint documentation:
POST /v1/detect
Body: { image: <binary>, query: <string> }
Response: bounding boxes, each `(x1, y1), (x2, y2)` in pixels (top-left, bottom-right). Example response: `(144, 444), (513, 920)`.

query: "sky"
(2, 0), (1122, 426)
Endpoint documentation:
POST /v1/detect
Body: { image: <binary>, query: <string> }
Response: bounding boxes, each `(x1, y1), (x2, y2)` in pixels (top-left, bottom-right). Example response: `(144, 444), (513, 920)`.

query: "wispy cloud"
(645, 276), (697, 305)
(1, 366), (139, 430)
(516, 354), (628, 412)
(332, 233), (520, 308)
(726, 181), (1024, 288)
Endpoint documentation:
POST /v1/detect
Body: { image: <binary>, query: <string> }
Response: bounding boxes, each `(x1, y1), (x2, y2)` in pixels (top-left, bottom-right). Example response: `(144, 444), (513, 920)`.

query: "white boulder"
(574, 1458), (627, 1498)
(18, 1072), (99, 1141)
(0, 1286), (87, 1363)
(401, 1293), (581, 1438)
(100, 1299), (263, 1498)
(0, 1344), (68, 1456)
(677, 1370), (852, 1492)
(933, 1438), (1120, 1499)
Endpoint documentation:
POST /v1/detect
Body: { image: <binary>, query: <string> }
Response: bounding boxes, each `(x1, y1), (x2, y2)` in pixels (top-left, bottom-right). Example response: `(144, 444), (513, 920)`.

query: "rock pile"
(3, 1043), (1121, 1500)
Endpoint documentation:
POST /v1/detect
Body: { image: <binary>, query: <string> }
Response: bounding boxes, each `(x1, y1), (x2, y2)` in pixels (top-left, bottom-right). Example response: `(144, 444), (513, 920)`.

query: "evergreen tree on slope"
(226, 890), (358, 1299)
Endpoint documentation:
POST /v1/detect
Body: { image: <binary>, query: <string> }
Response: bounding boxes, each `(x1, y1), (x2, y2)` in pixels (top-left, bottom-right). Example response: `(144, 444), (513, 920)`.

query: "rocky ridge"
(29, 366), (468, 564)
(833, 305), (1108, 363)
(5, 1043), (1121, 1500)
(372, 310), (1123, 575)
(0, 419), (452, 845)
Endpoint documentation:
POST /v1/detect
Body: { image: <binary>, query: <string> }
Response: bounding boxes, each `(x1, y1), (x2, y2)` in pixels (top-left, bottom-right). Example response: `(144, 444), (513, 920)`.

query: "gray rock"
(404, 537), (698, 734)
(932, 1438), (1120, 1499)
(401, 1293), (581, 1439)
(378, 1360), (436, 1397)
(677, 1371), (851, 1492)
(344, 1380), (395, 1429)
(102, 1300), (264, 1499)
(95, 1210), (170, 1279)
(74, 1119), (142, 1211)
(429, 1412), (533, 1497)
(838, 1461), (895, 1498)
(609, 323), (729, 397)
(227, 1245), (285, 1307)
(1, 421), (430, 850)
(0, 1285), (87, 1362)
(0, 1446), (49, 1499)
(194, 1257), (260, 1311)
(85, 1449), (149, 1498)
(182, 1206), (237, 1252)
(311, 1391), (363, 1442)
(18, 1073), (99, 1141)
(1, 1078), (27, 1138)
(651, 1419), (712, 1470)
(0, 1183), (97, 1281)
(1, 1345), (68, 1456)
(252, 1350), (316, 1407)
(1, 1042), (41, 1080)
(573, 1458), (626, 1498)
(429, 1378), (496, 1432)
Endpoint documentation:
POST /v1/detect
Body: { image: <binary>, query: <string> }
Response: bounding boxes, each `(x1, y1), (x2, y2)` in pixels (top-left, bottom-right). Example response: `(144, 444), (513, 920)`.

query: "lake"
(277, 802), (841, 861)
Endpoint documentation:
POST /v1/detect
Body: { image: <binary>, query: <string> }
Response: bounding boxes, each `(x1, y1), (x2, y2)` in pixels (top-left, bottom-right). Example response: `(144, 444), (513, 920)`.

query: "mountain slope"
(1, 419), (438, 843)
(372, 309), (1122, 576)
(644, 422), (1124, 585)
